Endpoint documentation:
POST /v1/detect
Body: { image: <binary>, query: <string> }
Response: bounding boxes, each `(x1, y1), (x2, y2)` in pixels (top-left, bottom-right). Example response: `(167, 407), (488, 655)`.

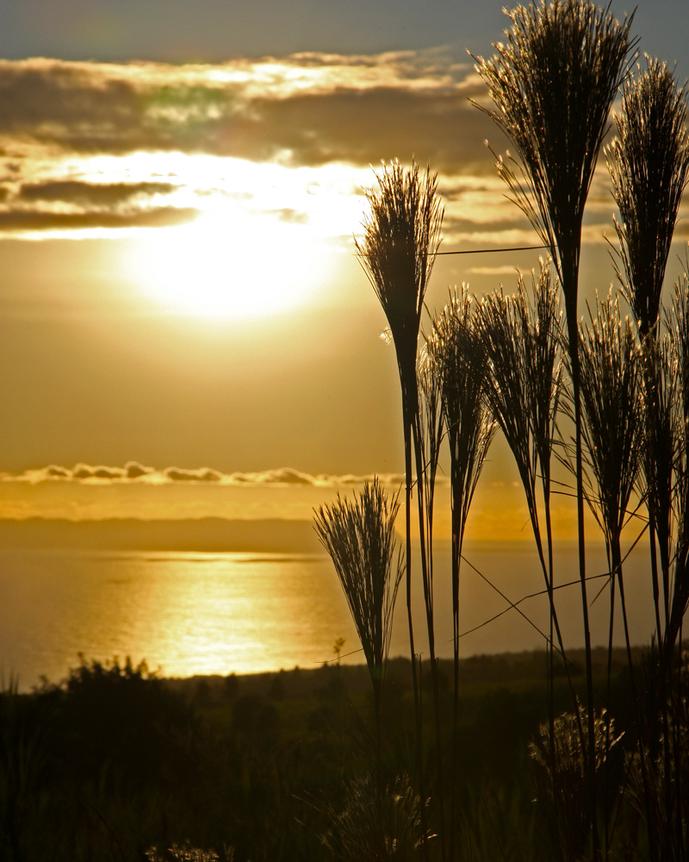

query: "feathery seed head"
(577, 291), (644, 544)
(355, 161), (443, 373)
(607, 56), (689, 336)
(475, 0), (635, 317)
(313, 479), (403, 688)
(476, 263), (561, 497)
(429, 286), (496, 525)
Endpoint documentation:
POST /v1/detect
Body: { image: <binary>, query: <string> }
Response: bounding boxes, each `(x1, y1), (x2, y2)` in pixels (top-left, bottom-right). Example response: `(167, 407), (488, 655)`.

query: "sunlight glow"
(126, 203), (326, 319)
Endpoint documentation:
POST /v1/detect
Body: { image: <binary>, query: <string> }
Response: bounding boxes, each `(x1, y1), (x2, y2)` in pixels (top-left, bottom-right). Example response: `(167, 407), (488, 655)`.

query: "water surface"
(0, 543), (656, 689)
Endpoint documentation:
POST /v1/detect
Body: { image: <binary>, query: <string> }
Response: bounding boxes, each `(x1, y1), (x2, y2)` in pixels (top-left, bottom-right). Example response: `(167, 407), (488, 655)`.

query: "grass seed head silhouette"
(476, 10), (635, 847)
(313, 479), (403, 691)
(355, 160), (443, 397)
(475, 265), (562, 557)
(529, 704), (624, 858)
(476, 286), (533, 495)
(576, 292), (644, 547)
(530, 705), (624, 783)
(475, 0), (635, 322)
(355, 160), (443, 794)
(669, 275), (689, 643)
(319, 773), (433, 861)
(607, 57), (689, 337)
(521, 264), (563, 483)
(428, 286), (495, 531)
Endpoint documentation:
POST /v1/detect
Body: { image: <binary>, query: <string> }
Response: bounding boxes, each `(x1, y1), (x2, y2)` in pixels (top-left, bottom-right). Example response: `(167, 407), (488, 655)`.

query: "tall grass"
(668, 275), (689, 654)
(607, 57), (689, 339)
(0, 675), (42, 862)
(417, 344), (446, 676)
(607, 56), (689, 665)
(427, 286), (495, 857)
(417, 340), (449, 848)
(319, 773), (433, 862)
(355, 159), (444, 850)
(354, 158), (442, 691)
(529, 705), (625, 862)
(576, 292), (644, 672)
(475, 4), (635, 853)
(476, 264), (571, 792)
(607, 53), (689, 663)
(314, 479), (403, 803)
(605, 58), (689, 860)
(574, 294), (645, 854)
(310, 6), (689, 859)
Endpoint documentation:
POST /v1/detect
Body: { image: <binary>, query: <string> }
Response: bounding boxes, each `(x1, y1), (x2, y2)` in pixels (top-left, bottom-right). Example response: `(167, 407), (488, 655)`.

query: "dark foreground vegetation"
(0, 647), (685, 861)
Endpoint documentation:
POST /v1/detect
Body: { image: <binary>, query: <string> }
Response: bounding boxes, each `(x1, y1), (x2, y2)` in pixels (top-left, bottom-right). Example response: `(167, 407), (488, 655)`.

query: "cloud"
(164, 467), (223, 483)
(229, 467), (320, 486)
(0, 462), (414, 488)
(0, 55), (499, 175)
(16, 180), (176, 206)
(4, 51), (645, 245)
(44, 465), (71, 479)
(0, 206), (198, 232)
(242, 86), (499, 174)
(124, 461), (153, 479)
(72, 465), (124, 480)
(268, 207), (308, 224)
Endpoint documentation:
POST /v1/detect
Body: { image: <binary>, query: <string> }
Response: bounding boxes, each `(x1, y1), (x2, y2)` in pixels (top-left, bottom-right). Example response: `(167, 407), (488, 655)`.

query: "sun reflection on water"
(0, 544), (657, 690)
(0, 551), (356, 686)
(102, 551), (353, 676)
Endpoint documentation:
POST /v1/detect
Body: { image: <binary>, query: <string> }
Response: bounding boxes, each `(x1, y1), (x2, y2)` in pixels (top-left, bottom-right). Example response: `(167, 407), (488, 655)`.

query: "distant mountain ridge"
(0, 518), (321, 553)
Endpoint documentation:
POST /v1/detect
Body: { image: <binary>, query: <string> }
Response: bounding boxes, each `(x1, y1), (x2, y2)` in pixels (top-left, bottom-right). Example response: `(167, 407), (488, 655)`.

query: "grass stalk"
(314, 480), (403, 821)
(417, 345), (449, 855)
(477, 264), (579, 819)
(606, 57), (688, 857)
(475, 5), (635, 853)
(428, 287), (495, 859)
(355, 159), (443, 851)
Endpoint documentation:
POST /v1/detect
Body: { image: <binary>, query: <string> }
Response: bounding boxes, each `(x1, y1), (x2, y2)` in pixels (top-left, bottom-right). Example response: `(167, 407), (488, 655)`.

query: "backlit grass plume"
(355, 160), (444, 807)
(640, 332), (677, 647)
(314, 479), (403, 800)
(314, 480), (402, 698)
(319, 773), (433, 862)
(427, 286), (495, 856)
(314, 479), (403, 815)
(576, 293), (644, 682)
(474, 0), (634, 321)
(607, 57), (689, 338)
(355, 160), (443, 402)
(430, 287), (495, 580)
(529, 705), (624, 862)
(477, 265), (569, 775)
(578, 295), (643, 564)
(668, 274), (689, 653)
(475, 7), (635, 846)
(476, 270), (563, 547)
(429, 287), (495, 656)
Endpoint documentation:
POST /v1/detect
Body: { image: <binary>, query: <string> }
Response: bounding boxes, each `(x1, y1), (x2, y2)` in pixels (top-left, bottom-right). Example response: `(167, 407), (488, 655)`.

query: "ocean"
(0, 542), (657, 690)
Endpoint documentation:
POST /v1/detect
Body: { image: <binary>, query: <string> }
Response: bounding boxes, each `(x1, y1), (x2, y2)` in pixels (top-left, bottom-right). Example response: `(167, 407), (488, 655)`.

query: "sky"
(0, 0), (687, 533)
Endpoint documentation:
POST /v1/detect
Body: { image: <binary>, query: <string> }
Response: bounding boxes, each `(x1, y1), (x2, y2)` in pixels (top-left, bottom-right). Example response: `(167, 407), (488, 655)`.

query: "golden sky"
(0, 3), (687, 533)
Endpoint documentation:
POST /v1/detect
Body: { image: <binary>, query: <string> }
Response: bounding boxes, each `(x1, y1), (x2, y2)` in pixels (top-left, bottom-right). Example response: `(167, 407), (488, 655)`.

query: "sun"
(126, 204), (324, 320)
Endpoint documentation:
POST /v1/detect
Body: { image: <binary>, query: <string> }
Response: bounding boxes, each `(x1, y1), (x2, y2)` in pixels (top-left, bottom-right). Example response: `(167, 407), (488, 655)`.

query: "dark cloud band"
(0, 207), (198, 231)
(0, 55), (497, 174)
(17, 181), (177, 206)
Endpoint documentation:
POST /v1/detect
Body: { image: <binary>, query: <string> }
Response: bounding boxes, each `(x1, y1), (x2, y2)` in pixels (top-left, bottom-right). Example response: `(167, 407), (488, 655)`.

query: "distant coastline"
(0, 517), (321, 553)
